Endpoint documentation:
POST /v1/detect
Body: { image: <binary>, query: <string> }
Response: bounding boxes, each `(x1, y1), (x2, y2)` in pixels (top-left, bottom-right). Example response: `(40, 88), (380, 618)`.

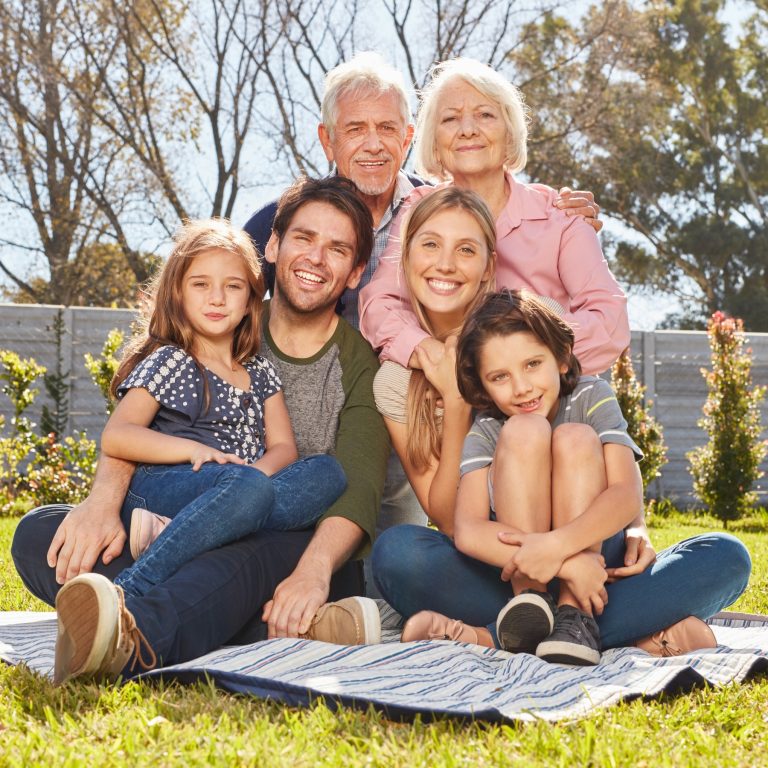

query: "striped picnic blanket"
(2, 607), (767, 722)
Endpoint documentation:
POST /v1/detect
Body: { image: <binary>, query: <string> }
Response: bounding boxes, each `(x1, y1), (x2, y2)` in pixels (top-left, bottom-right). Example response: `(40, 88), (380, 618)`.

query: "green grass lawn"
(1, 513), (767, 767)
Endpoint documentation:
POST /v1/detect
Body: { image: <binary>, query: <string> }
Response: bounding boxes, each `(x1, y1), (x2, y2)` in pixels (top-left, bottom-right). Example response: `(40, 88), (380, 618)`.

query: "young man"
(12, 177), (390, 683)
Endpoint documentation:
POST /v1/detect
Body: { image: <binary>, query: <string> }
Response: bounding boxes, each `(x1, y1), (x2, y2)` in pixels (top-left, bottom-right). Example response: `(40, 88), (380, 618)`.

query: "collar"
(495, 171), (551, 239)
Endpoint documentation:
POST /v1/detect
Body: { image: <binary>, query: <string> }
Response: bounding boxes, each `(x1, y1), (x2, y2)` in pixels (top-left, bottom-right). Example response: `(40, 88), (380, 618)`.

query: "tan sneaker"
(401, 610), (493, 647)
(54, 573), (157, 685)
(129, 508), (171, 559)
(635, 616), (717, 657)
(300, 597), (381, 645)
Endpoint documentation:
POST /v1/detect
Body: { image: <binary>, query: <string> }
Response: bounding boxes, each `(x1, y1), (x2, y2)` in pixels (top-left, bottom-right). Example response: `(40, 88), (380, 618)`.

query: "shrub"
(611, 349), (668, 496)
(688, 312), (767, 528)
(84, 328), (124, 416)
(0, 350), (97, 515)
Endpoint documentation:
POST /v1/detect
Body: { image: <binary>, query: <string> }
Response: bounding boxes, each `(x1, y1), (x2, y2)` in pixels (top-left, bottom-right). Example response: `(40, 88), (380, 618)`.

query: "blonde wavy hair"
(401, 187), (496, 470)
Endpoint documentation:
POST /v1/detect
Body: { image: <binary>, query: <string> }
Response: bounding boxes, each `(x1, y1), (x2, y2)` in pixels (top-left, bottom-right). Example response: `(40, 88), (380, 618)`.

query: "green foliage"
(0, 350), (97, 515)
(688, 312), (767, 527)
(519, 0), (768, 330)
(40, 309), (70, 438)
(84, 328), (125, 416)
(610, 350), (668, 495)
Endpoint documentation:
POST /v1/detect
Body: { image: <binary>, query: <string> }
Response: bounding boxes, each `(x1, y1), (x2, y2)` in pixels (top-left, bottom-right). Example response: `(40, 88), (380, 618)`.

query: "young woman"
(101, 218), (346, 597)
(370, 200), (751, 658)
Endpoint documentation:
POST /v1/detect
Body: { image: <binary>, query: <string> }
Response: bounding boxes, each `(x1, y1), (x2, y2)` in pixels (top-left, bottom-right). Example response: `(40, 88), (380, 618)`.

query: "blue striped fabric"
(2, 609), (766, 722)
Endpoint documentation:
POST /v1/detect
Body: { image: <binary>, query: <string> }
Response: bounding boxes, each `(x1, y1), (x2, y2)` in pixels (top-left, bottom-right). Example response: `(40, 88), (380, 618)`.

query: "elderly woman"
(359, 57), (629, 376)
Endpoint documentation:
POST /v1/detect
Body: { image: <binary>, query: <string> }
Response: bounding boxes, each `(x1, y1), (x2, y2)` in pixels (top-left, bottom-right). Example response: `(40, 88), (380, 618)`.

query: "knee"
(11, 504), (70, 562)
(228, 465), (276, 509)
(708, 532), (752, 594)
(309, 454), (347, 494)
(497, 414), (551, 458)
(551, 423), (600, 462)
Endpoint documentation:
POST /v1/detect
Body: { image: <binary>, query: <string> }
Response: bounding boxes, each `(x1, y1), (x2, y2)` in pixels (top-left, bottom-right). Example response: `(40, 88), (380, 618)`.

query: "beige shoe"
(129, 508), (171, 559)
(300, 597), (381, 645)
(635, 616), (717, 657)
(54, 573), (157, 685)
(401, 610), (491, 646)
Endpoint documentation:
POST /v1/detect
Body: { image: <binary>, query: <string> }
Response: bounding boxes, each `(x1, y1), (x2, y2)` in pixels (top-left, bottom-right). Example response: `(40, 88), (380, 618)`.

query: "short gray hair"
(413, 58), (530, 181)
(321, 52), (412, 136)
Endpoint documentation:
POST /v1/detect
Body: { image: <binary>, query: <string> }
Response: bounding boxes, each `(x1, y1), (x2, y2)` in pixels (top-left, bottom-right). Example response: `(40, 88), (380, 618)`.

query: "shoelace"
(646, 631), (680, 658)
(116, 587), (158, 672)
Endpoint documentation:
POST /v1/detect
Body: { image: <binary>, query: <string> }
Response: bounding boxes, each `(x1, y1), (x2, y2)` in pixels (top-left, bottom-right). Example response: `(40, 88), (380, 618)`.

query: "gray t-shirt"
(460, 375), (642, 477)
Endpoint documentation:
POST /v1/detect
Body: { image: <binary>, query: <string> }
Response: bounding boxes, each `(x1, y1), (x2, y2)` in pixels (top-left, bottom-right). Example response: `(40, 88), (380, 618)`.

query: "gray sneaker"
(496, 589), (556, 654)
(536, 605), (601, 665)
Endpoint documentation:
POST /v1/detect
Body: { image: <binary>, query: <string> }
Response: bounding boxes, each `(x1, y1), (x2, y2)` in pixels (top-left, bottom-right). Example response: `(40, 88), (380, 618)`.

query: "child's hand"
(560, 551), (609, 615)
(414, 335), (461, 401)
(606, 527), (657, 581)
(190, 445), (246, 471)
(498, 530), (566, 585)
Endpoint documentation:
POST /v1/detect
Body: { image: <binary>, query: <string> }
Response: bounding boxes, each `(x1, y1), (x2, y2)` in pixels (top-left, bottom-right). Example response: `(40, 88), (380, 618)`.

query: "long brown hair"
(401, 187), (496, 470)
(456, 289), (581, 419)
(111, 218), (264, 401)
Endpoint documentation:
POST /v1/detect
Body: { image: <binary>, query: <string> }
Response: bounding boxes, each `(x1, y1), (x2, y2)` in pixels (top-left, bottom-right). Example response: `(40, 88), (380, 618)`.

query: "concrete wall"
(0, 303), (766, 505)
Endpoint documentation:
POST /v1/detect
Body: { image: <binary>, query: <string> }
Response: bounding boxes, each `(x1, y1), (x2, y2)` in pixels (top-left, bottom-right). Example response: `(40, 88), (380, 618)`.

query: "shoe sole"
(353, 597), (382, 644)
(536, 639), (601, 666)
(54, 575), (118, 684)
(496, 593), (554, 654)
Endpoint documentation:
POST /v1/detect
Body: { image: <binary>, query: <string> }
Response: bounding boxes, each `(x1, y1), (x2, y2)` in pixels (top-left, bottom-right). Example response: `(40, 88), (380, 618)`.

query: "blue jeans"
(11, 505), (364, 670)
(372, 525), (752, 648)
(114, 454), (346, 597)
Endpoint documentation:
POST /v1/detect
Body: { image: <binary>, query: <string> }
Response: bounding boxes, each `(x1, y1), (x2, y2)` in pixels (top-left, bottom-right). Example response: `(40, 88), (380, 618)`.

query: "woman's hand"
(189, 444), (245, 471)
(414, 335), (461, 401)
(498, 530), (567, 586)
(606, 526), (657, 582)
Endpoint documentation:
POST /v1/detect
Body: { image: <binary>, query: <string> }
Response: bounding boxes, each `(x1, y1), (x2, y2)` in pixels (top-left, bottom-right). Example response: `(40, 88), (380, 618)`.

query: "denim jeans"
(11, 505), (364, 670)
(114, 454), (346, 597)
(372, 524), (752, 649)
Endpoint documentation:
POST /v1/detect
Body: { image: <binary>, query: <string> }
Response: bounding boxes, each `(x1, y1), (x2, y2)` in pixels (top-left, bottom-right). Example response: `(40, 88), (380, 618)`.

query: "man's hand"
(556, 187), (603, 233)
(498, 530), (566, 586)
(47, 499), (126, 585)
(606, 526), (657, 582)
(262, 568), (330, 638)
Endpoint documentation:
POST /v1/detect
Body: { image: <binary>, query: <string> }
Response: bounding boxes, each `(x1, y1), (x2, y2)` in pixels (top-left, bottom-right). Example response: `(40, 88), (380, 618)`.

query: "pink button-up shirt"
(358, 174), (630, 375)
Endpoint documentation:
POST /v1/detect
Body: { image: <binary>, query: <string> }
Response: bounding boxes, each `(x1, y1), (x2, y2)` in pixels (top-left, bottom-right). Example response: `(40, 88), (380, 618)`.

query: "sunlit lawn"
(1, 512), (767, 767)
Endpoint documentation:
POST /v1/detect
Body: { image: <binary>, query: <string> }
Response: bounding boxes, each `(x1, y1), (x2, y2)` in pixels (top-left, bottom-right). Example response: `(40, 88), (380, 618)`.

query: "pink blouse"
(358, 174), (630, 375)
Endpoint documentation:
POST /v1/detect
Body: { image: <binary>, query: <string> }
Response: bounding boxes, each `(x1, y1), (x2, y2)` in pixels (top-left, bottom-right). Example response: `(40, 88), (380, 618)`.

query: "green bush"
(84, 327), (124, 416)
(688, 312), (767, 527)
(0, 349), (98, 516)
(610, 349), (668, 496)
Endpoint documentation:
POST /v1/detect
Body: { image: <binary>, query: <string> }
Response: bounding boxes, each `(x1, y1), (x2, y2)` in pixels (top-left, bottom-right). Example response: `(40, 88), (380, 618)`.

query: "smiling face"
(478, 331), (568, 422)
(318, 89), (414, 199)
(266, 201), (364, 316)
(404, 207), (493, 336)
(434, 78), (508, 182)
(181, 248), (251, 349)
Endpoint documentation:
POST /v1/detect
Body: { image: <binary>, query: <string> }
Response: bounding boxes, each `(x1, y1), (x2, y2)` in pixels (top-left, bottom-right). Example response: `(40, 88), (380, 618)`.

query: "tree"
(517, 0), (768, 330)
(40, 309), (70, 438)
(688, 312), (766, 526)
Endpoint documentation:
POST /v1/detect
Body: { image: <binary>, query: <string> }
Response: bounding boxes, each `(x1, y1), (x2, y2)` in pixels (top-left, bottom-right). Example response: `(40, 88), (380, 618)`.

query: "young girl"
(101, 218), (346, 598)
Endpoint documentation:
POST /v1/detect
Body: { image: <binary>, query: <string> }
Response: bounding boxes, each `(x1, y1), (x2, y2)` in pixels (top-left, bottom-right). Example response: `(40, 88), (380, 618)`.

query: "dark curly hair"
(456, 289), (581, 418)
